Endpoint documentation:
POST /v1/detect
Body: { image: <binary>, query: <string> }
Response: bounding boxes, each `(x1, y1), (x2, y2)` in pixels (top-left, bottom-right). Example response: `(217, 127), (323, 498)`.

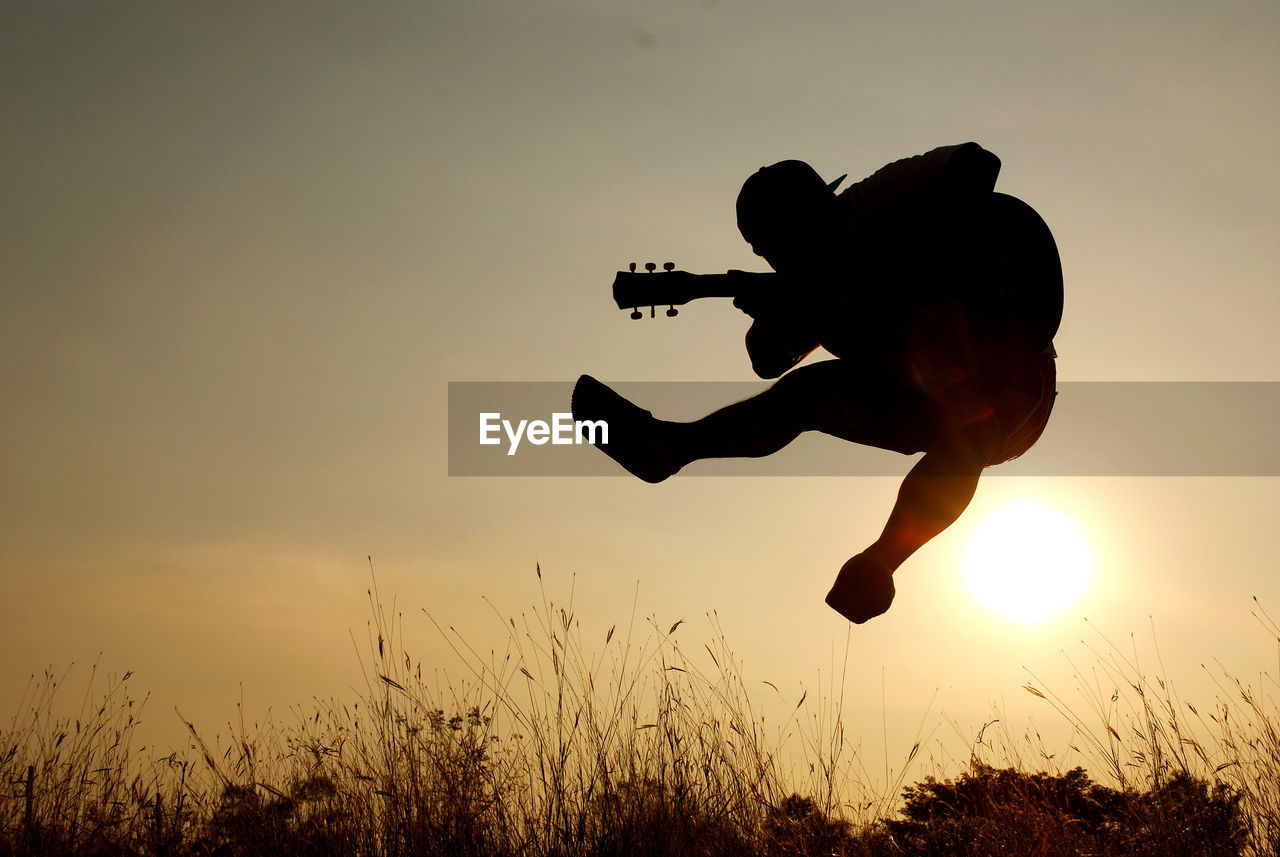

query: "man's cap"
(736, 160), (846, 243)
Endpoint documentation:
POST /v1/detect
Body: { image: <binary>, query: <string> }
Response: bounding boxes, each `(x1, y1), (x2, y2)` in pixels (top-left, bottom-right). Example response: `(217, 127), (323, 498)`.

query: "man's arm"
(744, 316), (819, 379)
(733, 277), (821, 379)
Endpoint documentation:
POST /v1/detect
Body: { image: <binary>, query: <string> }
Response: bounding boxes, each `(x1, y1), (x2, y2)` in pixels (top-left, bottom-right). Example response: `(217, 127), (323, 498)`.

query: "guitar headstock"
(612, 261), (694, 319)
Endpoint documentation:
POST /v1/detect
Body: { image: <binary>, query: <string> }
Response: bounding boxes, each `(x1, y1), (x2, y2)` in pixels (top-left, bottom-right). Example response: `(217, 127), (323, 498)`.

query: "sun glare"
(963, 500), (1091, 624)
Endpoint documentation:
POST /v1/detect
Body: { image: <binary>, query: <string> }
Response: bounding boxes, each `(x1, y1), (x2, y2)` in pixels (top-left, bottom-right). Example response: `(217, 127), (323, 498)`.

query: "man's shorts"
(989, 346), (1057, 465)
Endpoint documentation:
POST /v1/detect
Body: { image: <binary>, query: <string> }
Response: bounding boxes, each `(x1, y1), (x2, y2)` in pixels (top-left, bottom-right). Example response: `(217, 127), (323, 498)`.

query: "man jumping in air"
(572, 143), (1062, 625)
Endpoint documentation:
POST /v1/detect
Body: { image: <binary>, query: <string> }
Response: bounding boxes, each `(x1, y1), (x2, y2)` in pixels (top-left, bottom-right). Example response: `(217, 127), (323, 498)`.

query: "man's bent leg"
(826, 422), (998, 624)
(869, 442), (988, 571)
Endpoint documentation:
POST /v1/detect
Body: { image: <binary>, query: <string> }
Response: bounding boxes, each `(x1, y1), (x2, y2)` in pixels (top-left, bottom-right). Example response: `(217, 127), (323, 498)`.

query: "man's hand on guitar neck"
(730, 270), (810, 322)
(731, 290), (769, 320)
(744, 314), (819, 379)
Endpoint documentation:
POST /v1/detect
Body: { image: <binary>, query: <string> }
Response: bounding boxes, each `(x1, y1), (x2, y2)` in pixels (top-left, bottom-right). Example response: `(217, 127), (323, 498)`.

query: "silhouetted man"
(573, 143), (1062, 624)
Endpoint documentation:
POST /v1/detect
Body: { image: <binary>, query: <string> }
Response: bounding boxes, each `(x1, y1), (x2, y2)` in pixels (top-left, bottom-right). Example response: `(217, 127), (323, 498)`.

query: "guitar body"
(979, 192), (1063, 345)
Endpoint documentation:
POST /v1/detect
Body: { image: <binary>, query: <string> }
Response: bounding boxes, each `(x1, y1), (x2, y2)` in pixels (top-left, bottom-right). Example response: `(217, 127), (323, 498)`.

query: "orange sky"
(2, 1), (1278, 774)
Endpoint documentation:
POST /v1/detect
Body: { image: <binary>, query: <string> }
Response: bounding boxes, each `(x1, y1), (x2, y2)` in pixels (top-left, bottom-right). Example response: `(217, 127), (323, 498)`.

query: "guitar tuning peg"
(663, 261), (675, 272)
(666, 305), (678, 317)
(630, 308), (642, 320)
(629, 262), (637, 272)
(644, 262), (657, 273)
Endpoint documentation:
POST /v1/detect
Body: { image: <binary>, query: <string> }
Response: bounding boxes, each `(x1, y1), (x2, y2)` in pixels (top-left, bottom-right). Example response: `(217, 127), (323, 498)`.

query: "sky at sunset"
(3, 1), (1278, 776)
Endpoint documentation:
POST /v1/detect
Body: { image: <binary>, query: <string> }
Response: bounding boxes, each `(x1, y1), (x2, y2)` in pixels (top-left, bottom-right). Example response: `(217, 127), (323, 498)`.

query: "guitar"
(611, 261), (777, 319)
(609, 193), (1063, 341)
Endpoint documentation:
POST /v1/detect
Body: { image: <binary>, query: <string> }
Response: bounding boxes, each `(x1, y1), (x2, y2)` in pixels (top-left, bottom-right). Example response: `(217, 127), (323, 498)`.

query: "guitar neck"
(680, 270), (776, 300)
(612, 268), (777, 312)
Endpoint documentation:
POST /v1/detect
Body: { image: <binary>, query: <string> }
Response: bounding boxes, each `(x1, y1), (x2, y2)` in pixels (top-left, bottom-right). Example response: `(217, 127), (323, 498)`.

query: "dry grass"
(1, 563), (1277, 855)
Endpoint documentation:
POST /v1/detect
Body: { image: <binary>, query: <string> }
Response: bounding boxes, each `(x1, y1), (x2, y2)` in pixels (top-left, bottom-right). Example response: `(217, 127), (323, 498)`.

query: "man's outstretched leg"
(572, 361), (932, 482)
(571, 371), (827, 481)
(825, 422), (998, 624)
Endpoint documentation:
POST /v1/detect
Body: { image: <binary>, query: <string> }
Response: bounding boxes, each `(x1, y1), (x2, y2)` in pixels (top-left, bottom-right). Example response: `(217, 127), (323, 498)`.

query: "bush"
(885, 763), (1245, 857)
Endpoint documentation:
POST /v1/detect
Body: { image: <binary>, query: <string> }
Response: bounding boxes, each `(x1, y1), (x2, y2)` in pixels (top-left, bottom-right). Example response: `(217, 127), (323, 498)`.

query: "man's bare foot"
(825, 552), (895, 624)
(571, 375), (678, 484)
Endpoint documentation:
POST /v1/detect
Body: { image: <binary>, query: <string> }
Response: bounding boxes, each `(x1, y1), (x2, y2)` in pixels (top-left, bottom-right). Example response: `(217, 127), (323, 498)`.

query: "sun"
(962, 500), (1091, 624)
